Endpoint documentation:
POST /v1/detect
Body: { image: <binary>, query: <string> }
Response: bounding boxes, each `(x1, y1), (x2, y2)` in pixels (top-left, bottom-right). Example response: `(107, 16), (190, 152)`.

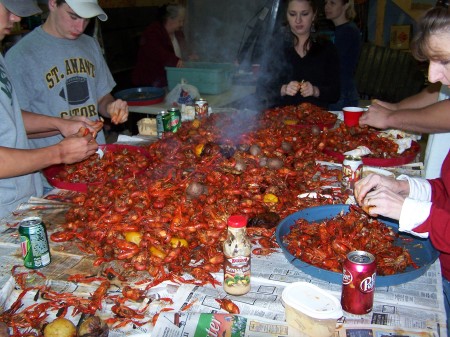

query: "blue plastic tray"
(114, 87), (165, 106)
(276, 204), (439, 287)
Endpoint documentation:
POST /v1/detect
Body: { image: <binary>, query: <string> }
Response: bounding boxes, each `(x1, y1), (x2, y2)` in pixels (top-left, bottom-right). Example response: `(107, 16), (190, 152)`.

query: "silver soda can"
(156, 110), (169, 139)
(342, 155), (363, 195)
(194, 98), (208, 119)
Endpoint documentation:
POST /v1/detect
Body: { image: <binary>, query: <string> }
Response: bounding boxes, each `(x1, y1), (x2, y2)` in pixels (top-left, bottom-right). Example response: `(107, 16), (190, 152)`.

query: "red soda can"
(341, 250), (376, 314)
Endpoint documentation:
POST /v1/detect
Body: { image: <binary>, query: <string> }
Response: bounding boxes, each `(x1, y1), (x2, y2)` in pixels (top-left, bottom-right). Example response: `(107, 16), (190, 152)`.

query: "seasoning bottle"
(223, 215), (251, 295)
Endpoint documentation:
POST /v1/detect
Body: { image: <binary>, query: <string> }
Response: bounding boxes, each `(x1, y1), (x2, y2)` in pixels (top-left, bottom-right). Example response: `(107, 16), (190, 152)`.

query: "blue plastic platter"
(276, 204), (439, 287)
(114, 87), (165, 106)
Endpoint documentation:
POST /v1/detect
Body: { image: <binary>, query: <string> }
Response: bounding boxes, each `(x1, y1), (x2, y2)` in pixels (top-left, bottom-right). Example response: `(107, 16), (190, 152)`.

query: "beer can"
(168, 108), (182, 133)
(341, 250), (376, 314)
(194, 98), (208, 119)
(18, 217), (51, 269)
(342, 155), (363, 194)
(156, 110), (171, 138)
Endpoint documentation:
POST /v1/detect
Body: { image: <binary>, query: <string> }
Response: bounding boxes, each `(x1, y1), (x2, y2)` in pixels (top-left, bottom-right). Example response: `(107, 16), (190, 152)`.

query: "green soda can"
(168, 107), (182, 133)
(18, 217), (51, 269)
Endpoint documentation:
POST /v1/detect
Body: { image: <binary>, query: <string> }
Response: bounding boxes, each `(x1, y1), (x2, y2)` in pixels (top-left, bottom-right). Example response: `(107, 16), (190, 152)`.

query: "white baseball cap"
(65, 0), (108, 21)
(0, 0), (42, 17)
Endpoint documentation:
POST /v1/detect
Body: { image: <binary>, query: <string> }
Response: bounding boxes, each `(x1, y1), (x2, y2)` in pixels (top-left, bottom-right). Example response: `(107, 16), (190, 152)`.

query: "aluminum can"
(342, 155), (363, 195)
(341, 250), (376, 314)
(168, 108), (182, 133)
(156, 110), (171, 138)
(18, 217), (51, 269)
(194, 98), (208, 119)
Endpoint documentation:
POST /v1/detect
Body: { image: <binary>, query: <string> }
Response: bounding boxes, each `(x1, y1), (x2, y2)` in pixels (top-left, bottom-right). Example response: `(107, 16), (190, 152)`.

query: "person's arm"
(21, 111), (103, 138)
(0, 130), (98, 178)
(97, 94), (128, 125)
(413, 205), (450, 253)
(359, 83), (446, 132)
(361, 99), (450, 132)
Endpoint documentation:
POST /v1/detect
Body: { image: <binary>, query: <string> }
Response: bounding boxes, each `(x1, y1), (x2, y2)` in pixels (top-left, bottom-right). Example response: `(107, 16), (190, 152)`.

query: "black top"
(334, 22), (361, 91)
(257, 32), (340, 109)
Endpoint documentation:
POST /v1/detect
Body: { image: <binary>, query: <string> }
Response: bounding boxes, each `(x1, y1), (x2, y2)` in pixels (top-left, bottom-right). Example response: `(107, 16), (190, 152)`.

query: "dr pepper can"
(341, 250), (376, 314)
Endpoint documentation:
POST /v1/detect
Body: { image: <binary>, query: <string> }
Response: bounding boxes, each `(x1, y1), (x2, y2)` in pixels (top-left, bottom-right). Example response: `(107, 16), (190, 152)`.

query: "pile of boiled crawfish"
(282, 205), (418, 275)
(49, 102), (417, 281)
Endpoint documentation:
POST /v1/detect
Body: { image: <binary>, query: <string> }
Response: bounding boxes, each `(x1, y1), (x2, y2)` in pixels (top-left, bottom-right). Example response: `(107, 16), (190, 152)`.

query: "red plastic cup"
(343, 107), (364, 127)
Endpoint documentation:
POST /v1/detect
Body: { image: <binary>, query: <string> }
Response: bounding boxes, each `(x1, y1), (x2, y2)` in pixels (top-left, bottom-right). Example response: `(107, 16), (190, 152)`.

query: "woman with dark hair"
(355, 7), (450, 335)
(325, 0), (361, 110)
(132, 4), (189, 88)
(257, 0), (340, 109)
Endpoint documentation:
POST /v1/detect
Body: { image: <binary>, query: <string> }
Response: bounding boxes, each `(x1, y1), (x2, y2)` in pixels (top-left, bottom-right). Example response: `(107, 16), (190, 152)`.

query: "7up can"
(18, 217), (51, 269)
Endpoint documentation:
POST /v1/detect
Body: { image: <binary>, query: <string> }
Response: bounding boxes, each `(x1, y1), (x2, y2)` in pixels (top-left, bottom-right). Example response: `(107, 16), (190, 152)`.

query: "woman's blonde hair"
(343, 0), (356, 21)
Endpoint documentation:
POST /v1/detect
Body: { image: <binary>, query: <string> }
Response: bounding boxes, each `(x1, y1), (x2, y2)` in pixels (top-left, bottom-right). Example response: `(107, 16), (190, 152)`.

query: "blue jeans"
(442, 277), (450, 336)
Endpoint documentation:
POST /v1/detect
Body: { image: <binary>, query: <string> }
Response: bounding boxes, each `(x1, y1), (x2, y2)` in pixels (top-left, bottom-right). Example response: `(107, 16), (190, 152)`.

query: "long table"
(0, 190), (446, 336)
(127, 84), (256, 116)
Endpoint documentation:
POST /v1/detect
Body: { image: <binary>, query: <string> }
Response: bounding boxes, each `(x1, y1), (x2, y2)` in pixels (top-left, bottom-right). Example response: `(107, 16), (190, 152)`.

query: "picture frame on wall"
(390, 25), (411, 50)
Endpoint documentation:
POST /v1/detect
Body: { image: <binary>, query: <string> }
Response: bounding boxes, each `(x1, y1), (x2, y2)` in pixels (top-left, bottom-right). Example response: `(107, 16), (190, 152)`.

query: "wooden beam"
(99, 0), (181, 8)
(375, 0), (387, 46)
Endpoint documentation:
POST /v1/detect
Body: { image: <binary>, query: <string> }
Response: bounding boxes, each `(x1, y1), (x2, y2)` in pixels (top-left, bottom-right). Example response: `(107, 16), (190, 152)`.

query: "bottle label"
(224, 255), (251, 289)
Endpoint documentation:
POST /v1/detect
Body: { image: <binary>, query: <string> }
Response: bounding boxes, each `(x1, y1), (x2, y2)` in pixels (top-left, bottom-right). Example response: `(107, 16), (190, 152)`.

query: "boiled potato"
(43, 317), (76, 337)
(0, 322), (9, 337)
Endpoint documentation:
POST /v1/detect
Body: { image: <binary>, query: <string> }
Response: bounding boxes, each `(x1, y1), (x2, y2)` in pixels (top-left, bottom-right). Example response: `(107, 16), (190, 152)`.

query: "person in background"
(132, 3), (192, 88)
(0, 0), (100, 218)
(5, 0), (129, 149)
(324, 0), (361, 110)
(256, 0), (340, 109)
(354, 6), (450, 336)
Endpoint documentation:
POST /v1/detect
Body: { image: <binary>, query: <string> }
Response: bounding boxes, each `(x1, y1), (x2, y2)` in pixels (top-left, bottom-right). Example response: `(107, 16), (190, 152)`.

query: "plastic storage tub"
(165, 62), (234, 94)
(282, 282), (343, 337)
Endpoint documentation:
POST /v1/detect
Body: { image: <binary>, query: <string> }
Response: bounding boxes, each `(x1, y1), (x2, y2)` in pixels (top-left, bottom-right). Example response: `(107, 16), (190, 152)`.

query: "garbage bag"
(165, 80), (200, 107)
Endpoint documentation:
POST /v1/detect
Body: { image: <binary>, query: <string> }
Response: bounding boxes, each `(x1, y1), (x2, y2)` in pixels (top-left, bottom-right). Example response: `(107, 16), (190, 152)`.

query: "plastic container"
(281, 282), (343, 337)
(165, 62), (234, 94)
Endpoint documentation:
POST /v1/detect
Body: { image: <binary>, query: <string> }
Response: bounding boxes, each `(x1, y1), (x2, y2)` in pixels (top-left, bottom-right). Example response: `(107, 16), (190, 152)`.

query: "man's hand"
(57, 127), (99, 164)
(107, 99), (129, 124)
(60, 116), (103, 138)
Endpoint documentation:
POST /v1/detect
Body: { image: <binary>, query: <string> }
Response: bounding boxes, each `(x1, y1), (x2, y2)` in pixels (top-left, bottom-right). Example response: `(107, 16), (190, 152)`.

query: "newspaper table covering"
(0, 192), (446, 336)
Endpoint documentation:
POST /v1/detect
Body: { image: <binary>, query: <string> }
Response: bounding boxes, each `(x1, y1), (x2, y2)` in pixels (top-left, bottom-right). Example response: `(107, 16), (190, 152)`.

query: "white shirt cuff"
(397, 174), (431, 201)
(399, 197), (430, 238)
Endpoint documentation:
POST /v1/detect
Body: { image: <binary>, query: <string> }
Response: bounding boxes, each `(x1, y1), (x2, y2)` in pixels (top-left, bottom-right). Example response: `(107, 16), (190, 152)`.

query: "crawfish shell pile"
(282, 206), (416, 276)
(55, 103), (411, 282)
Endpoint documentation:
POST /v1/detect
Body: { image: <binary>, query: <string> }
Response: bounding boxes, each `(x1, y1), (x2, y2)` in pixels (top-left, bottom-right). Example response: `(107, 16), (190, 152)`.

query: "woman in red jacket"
(132, 4), (188, 88)
(355, 8), (450, 335)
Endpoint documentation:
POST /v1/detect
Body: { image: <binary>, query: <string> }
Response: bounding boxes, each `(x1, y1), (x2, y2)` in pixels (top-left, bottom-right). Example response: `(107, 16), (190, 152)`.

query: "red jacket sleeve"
(413, 151), (450, 253)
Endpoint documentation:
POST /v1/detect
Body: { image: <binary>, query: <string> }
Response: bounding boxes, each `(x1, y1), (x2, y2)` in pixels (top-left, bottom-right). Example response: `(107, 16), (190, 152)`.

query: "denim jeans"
(442, 277), (450, 337)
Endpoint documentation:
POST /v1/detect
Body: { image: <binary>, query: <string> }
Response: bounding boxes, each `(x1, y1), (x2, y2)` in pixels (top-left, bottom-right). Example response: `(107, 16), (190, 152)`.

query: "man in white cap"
(5, 0), (129, 188)
(0, 0), (100, 218)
